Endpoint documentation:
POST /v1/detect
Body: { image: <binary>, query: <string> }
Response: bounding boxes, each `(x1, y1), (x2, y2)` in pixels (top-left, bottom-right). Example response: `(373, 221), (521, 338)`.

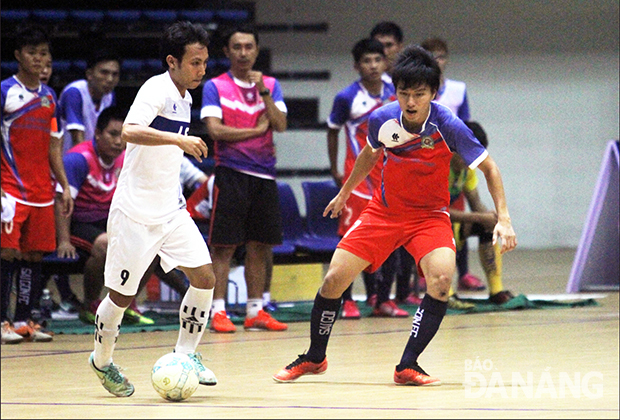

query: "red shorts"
(338, 193), (370, 237)
(1, 202), (56, 253)
(338, 200), (455, 276)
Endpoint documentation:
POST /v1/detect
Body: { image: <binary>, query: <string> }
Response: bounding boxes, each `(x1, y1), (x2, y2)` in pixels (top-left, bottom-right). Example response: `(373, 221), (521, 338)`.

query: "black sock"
(376, 252), (397, 306)
(397, 293), (447, 371)
(1, 259), (17, 322)
(456, 241), (469, 278)
(52, 274), (74, 302)
(362, 271), (375, 300)
(341, 284), (353, 301)
(306, 291), (342, 363)
(14, 261), (42, 322)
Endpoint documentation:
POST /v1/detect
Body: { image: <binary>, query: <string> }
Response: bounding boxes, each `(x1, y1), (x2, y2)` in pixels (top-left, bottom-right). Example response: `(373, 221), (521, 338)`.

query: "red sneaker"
(273, 354), (328, 382)
(210, 310), (237, 333)
(394, 364), (441, 386)
(366, 294), (377, 307)
(458, 273), (486, 291)
(244, 310), (288, 331)
(372, 300), (409, 317)
(399, 294), (422, 306)
(341, 300), (361, 319)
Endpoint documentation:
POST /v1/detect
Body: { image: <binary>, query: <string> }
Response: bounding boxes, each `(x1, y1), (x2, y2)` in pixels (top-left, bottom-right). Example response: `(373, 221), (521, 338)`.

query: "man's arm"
(49, 135), (73, 218)
(476, 155), (517, 253)
(54, 191), (77, 259)
(69, 129), (85, 147)
(122, 124), (208, 162)
(202, 115), (269, 143)
(327, 128), (343, 187)
(324, 144), (381, 218)
(249, 71), (287, 132)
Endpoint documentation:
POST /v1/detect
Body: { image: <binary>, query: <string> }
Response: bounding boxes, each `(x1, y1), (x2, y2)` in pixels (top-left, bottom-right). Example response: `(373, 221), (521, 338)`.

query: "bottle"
(39, 289), (54, 324)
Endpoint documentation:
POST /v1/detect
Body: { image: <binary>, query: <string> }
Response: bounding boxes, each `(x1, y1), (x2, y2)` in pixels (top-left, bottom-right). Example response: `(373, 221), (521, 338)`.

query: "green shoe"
(123, 308), (155, 325)
(89, 352), (135, 397)
(187, 352), (217, 386)
(79, 310), (96, 325)
(447, 295), (475, 311)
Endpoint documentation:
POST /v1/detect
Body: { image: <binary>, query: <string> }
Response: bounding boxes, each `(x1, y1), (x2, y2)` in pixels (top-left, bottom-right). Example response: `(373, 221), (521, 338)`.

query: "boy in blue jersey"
(88, 21), (217, 397)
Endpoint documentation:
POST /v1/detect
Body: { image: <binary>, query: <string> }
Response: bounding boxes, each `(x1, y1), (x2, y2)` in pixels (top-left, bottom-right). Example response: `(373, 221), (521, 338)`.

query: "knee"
(426, 274), (452, 300)
(320, 270), (347, 299)
(91, 235), (108, 259)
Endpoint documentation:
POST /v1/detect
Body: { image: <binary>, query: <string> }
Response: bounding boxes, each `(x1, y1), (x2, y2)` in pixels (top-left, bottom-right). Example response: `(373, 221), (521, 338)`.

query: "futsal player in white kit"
(88, 21), (216, 397)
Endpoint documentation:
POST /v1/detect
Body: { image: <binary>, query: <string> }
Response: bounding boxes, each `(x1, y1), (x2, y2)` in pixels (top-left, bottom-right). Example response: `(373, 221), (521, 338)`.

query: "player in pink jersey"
(201, 24), (288, 333)
(273, 45), (516, 386)
(1, 25), (73, 343)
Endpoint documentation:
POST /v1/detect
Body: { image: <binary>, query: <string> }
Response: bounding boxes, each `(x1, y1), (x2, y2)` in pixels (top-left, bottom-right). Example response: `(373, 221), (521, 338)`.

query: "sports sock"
(361, 271), (376, 300)
(341, 283), (353, 301)
(397, 293), (447, 371)
(1, 258), (17, 322)
(210, 298), (226, 316)
(456, 241), (470, 278)
(175, 285), (213, 354)
(376, 253), (397, 306)
(306, 291), (341, 363)
(13, 261), (41, 322)
(262, 291), (271, 306)
(93, 295), (125, 368)
(395, 247), (414, 301)
(246, 298), (262, 319)
(479, 240), (503, 295)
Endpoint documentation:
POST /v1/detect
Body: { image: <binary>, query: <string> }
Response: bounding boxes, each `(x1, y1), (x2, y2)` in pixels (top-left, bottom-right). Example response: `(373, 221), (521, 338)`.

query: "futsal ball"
(151, 352), (199, 402)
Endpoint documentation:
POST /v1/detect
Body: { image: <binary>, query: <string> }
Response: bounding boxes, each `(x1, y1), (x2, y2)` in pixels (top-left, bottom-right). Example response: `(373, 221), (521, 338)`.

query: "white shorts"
(104, 208), (211, 296)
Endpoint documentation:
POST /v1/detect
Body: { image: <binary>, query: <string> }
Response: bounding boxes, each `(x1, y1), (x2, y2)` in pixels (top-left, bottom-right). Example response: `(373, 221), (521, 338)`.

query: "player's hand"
(493, 218), (517, 254)
(323, 191), (349, 219)
(57, 241), (77, 259)
(256, 114), (270, 133)
(179, 135), (209, 162)
(60, 188), (73, 218)
(248, 71), (265, 90)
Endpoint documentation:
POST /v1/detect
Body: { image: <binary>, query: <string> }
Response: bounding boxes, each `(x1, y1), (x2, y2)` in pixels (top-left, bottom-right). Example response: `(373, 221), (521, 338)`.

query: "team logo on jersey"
(421, 136), (435, 149)
(41, 96), (50, 108)
(391, 133), (400, 143)
(172, 103), (178, 114)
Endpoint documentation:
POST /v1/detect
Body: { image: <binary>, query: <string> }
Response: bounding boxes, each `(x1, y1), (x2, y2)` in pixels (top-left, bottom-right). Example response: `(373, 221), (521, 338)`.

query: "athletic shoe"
(489, 290), (515, 305)
(371, 300), (409, 318)
(272, 353), (328, 382)
(123, 302), (155, 325)
(366, 294), (377, 308)
(210, 310), (237, 333)
(187, 352), (217, 386)
(394, 363), (441, 386)
(264, 301), (279, 312)
(397, 294), (423, 306)
(89, 352), (134, 397)
(1, 321), (23, 345)
(79, 309), (96, 325)
(458, 273), (486, 291)
(13, 320), (53, 342)
(447, 295), (475, 311)
(244, 310), (288, 331)
(341, 299), (361, 319)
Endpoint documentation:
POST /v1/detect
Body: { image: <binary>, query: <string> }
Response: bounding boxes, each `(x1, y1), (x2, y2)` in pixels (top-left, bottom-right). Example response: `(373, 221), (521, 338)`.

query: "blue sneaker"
(187, 352), (217, 386)
(89, 352), (135, 397)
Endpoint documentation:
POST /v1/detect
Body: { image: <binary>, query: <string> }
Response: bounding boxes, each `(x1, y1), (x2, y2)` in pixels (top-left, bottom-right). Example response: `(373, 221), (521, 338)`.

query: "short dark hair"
(15, 24), (49, 51)
(96, 106), (127, 132)
(370, 21), (403, 43)
(87, 48), (121, 70)
(391, 44), (441, 92)
(464, 121), (488, 148)
(161, 21), (210, 68)
(222, 23), (259, 48)
(352, 38), (385, 63)
(421, 37), (449, 55)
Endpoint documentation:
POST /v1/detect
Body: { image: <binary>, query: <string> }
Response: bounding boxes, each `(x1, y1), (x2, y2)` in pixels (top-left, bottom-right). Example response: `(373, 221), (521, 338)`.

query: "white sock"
(93, 295), (126, 369)
(210, 298), (226, 317)
(175, 286), (213, 355)
(246, 298), (263, 319)
(262, 291), (271, 305)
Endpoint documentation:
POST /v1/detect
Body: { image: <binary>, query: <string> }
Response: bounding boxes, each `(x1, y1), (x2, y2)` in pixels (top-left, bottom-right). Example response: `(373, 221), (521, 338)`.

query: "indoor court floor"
(1, 248), (618, 419)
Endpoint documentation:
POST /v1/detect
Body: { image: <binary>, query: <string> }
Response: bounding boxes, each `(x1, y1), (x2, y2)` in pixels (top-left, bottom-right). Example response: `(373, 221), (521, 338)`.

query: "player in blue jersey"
(88, 21), (217, 397)
(273, 45), (516, 386)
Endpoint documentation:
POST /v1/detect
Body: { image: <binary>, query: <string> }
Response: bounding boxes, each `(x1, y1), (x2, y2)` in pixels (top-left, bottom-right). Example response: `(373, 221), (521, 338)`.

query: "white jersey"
(58, 79), (115, 153)
(112, 72), (191, 225)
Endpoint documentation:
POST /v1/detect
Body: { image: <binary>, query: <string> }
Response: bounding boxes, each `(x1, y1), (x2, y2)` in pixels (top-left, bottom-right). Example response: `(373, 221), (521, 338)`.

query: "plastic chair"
(178, 10), (215, 22)
(298, 180), (341, 253)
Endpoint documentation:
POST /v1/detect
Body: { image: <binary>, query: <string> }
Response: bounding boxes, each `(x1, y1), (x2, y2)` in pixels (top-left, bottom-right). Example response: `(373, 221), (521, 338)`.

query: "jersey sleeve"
(60, 152), (89, 198)
(200, 80), (222, 120)
(457, 90), (470, 122)
(59, 87), (85, 132)
(327, 91), (350, 129)
(49, 88), (62, 139)
(366, 109), (384, 150)
(270, 79), (287, 114)
(124, 78), (163, 127)
(437, 106), (486, 169)
(463, 168), (478, 192)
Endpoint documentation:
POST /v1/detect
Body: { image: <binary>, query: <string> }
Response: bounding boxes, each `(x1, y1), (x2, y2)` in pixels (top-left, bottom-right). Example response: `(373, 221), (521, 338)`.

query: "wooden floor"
(1, 248), (619, 419)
